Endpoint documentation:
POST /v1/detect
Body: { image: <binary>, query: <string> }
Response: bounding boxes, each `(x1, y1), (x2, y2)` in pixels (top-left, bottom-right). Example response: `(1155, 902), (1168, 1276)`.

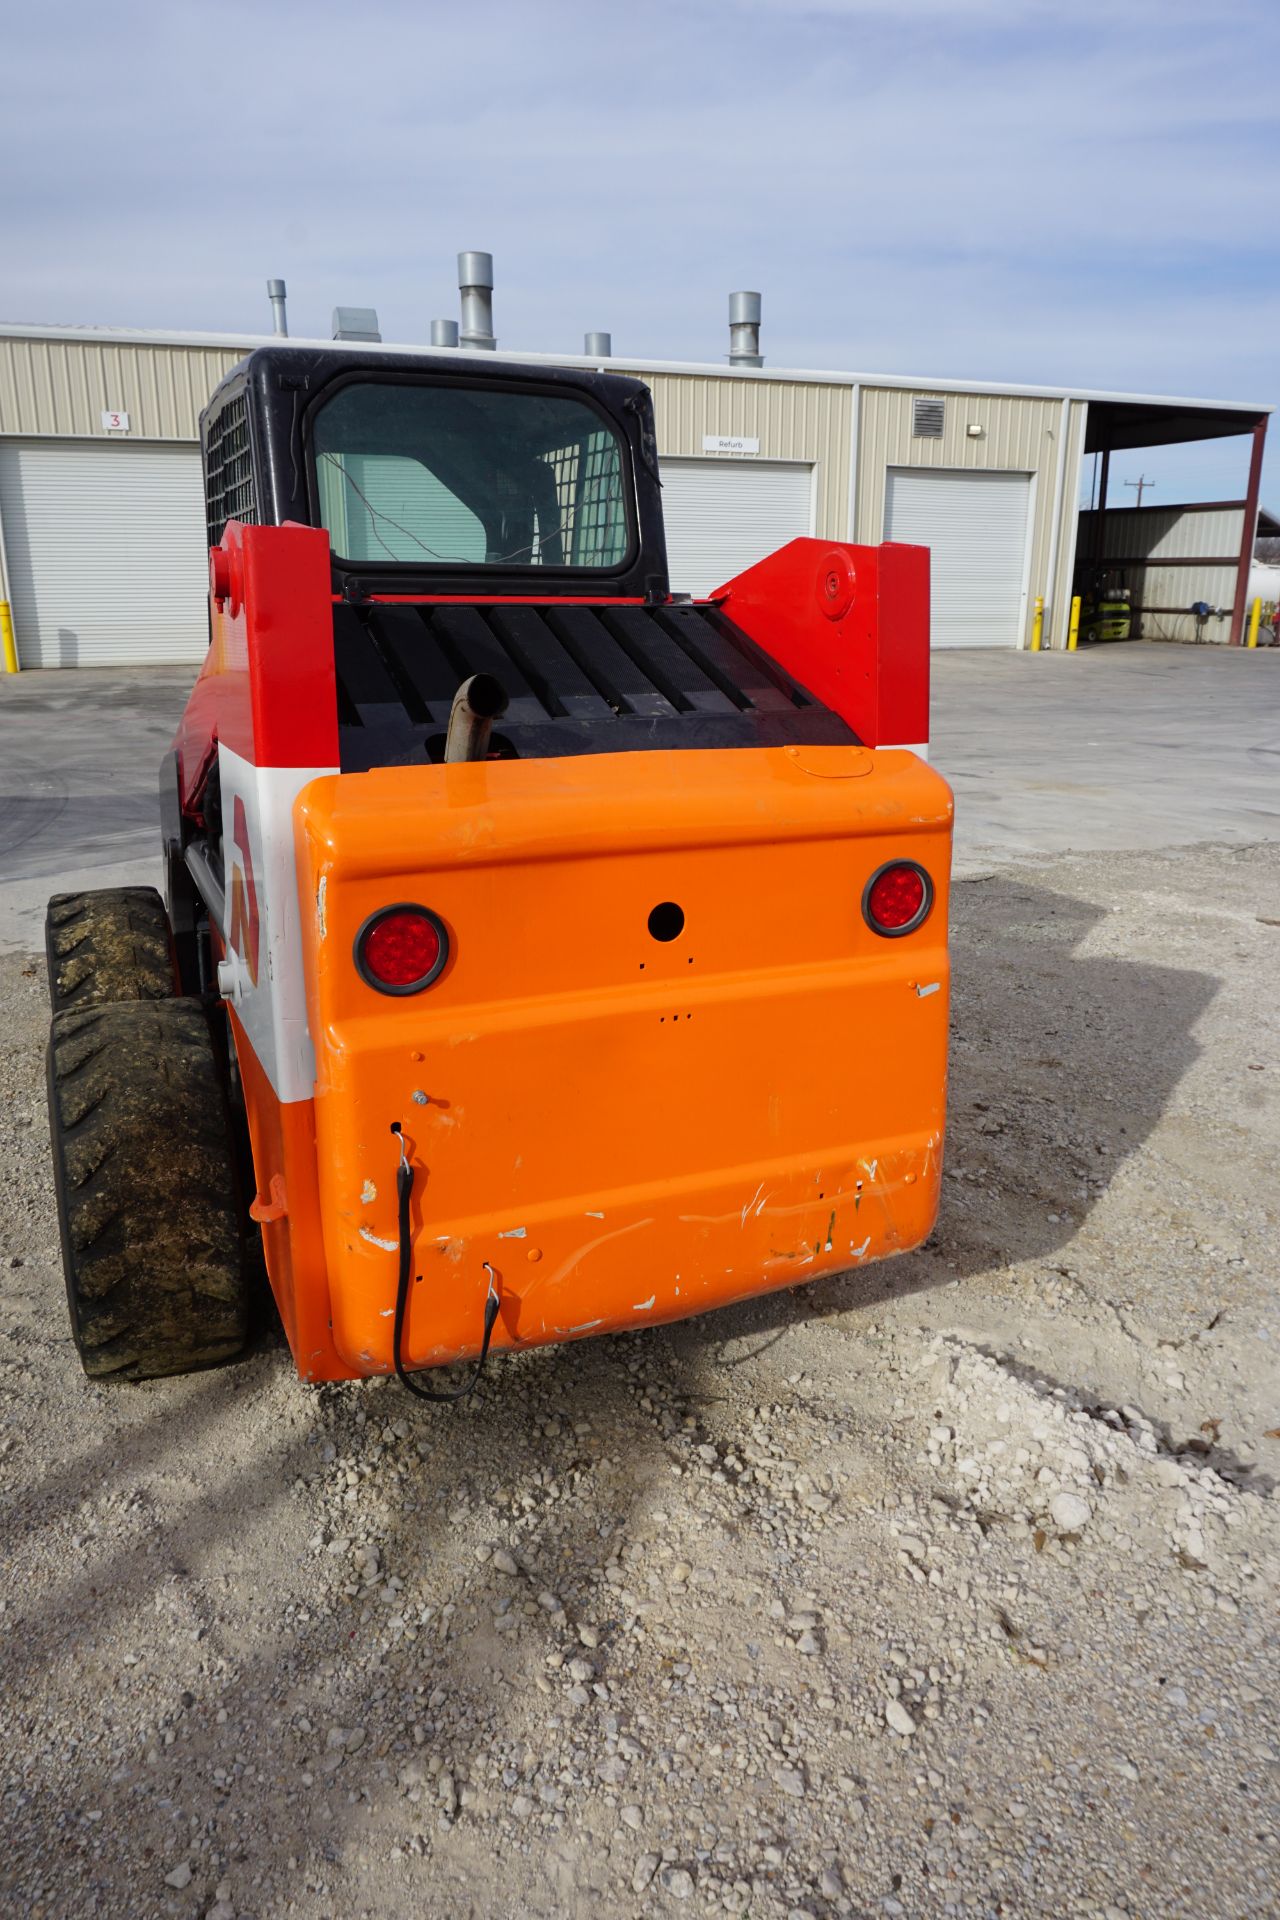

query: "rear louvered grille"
(333, 600), (855, 769)
(204, 390), (257, 547)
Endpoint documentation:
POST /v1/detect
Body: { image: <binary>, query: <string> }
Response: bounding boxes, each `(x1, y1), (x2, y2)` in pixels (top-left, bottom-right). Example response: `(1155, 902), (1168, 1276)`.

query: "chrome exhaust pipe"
(267, 278), (288, 337)
(444, 673), (508, 763)
(458, 250), (496, 351)
(729, 290), (762, 367)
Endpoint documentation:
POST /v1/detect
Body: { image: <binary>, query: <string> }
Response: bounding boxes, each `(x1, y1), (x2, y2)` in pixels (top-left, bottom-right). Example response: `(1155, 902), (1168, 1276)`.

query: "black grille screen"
(332, 600), (857, 771)
(204, 390), (257, 548)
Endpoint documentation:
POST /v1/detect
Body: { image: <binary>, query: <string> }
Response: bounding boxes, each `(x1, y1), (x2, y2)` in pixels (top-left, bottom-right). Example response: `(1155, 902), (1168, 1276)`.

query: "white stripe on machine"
(217, 742), (338, 1104)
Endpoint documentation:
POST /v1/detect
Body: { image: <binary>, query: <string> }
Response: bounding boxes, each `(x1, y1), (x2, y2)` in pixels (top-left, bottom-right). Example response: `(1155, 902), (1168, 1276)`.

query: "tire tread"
(46, 887), (176, 1014)
(47, 998), (247, 1380)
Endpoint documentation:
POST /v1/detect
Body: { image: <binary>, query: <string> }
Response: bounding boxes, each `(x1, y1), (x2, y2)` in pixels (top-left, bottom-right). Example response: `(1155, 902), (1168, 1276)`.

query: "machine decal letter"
(228, 793), (261, 986)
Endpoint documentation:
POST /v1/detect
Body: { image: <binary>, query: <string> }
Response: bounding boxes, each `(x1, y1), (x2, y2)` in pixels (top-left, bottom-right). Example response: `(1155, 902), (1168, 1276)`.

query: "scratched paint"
(915, 980), (941, 998)
(316, 874), (327, 941)
(334, 1137), (935, 1375)
(687, 1185), (860, 1230)
(529, 1218), (653, 1296)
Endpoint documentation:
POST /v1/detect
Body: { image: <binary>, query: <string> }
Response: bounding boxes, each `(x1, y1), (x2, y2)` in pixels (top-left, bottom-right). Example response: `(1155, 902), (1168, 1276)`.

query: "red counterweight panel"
(173, 520), (338, 808)
(709, 538), (930, 750)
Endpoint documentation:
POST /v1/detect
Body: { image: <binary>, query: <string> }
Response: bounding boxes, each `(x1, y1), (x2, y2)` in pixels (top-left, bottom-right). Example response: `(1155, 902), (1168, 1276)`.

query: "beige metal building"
(0, 320), (1268, 669)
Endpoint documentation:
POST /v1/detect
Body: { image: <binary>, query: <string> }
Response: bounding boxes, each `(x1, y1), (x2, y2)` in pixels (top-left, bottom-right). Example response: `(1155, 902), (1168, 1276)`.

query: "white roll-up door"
(884, 467), (1032, 648)
(0, 439), (208, 667)
(660, 458), (813, 598)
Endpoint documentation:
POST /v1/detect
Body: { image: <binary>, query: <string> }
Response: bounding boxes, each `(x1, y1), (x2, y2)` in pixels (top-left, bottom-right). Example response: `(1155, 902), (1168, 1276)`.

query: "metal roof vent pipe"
(458, 251), (496, 350)
(431, 319), (460, 348)
(584, 331), (612, 358)
(267, 278), (289, 337)
(332, 307), (381, 342)
(728, 290), (762, 367)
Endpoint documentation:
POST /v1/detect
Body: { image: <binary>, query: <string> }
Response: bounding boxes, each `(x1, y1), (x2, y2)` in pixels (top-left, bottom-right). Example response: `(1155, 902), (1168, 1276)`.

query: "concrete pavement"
(932, 642), (1280, 868)
(1, 643), (1277, 949)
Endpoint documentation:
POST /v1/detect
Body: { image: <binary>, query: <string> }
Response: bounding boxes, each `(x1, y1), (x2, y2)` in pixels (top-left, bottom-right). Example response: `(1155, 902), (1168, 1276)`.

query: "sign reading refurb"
(701, 435), (760, 456)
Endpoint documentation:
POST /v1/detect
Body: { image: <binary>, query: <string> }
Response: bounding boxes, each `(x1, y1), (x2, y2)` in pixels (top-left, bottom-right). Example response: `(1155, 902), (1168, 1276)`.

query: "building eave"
(0, 320), (1270, 420)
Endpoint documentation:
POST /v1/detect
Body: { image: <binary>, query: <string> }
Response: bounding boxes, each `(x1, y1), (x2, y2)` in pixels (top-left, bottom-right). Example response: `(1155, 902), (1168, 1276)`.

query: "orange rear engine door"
(293, 742), (952, 1375)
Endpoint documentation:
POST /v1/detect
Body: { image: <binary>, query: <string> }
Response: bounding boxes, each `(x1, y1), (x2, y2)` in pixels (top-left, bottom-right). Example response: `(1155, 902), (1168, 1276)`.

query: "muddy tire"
(46, 999), (247, 1381)
(46, 887), (176, 1014)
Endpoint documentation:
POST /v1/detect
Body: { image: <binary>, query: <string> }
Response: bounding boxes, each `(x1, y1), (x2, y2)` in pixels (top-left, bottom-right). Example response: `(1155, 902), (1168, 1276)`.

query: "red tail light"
(355, 905), (449, 993)
(863, 861), (932, 937)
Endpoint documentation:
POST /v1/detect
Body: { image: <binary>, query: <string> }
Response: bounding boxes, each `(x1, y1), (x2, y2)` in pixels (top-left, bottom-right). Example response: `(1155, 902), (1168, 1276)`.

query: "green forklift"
(1077, 568), (1132, 644)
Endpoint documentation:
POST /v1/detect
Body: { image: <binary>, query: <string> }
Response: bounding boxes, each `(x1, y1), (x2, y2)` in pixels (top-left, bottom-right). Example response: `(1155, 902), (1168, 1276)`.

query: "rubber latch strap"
(391, 1155), (501, 1404)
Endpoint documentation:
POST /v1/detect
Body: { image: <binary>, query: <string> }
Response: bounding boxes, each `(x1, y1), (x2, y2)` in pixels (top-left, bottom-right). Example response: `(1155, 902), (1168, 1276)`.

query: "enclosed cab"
(45, 345), (952, 1390)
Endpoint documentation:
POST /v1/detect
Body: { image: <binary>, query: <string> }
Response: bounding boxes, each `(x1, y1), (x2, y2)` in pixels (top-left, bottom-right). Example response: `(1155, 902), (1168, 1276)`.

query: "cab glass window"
(312, 380), (632, 570)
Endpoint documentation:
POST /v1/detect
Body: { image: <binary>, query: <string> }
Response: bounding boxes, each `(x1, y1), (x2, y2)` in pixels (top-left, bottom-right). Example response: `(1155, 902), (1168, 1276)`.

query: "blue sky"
(3, 0), (1277, 505)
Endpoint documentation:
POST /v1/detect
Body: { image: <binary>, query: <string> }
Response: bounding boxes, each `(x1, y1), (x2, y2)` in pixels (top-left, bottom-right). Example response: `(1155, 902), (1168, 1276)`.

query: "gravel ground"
(2, 842), (1278, 1920)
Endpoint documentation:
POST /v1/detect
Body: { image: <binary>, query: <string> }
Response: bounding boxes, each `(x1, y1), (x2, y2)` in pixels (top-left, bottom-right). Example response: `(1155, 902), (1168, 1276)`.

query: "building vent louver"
(912, 396), (946, 439)
(204, 389), (257, 549)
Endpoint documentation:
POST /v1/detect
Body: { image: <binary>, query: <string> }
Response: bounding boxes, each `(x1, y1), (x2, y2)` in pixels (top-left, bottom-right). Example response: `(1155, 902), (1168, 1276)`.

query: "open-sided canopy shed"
(1081, 398), (1268, 644)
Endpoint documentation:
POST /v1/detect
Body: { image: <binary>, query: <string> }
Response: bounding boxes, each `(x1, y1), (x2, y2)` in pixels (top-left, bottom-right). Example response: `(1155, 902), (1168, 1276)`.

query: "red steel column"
(1230, 418), (1267, 645)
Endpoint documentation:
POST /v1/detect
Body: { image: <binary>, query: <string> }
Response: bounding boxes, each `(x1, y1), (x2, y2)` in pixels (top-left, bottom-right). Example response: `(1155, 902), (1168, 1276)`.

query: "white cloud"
(2, 0), (1276, 493)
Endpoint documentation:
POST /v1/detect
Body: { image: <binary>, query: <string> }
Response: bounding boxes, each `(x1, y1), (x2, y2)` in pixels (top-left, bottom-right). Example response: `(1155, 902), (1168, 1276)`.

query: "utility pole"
(1124, 474), (1155, 509)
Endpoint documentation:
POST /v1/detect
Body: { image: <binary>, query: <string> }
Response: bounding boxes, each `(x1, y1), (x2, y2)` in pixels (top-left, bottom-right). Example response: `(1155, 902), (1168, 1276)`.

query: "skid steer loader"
(44, 346), (952, 1393)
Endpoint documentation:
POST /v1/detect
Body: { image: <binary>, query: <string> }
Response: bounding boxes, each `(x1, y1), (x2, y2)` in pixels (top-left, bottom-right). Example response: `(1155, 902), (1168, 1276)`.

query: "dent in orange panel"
(336, 1134), (941, 1375)
(228, 1009), (353, 1382)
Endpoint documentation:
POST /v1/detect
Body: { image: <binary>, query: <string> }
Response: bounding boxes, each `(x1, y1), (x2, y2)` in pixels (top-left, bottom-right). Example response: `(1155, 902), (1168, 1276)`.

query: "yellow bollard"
(1067, 596), (1081, 652)
(1030, 595), (1044, 652)
(1247, 597), (1261, 649)
(0, 601), (17, 674)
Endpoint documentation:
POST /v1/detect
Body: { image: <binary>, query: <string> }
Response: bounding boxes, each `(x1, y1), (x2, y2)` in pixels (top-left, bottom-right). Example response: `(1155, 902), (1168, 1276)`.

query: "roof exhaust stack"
(728, 290), (762, 368)
(584, 331), (612, 358)
(431, 318), (460, 348)
(458, 251), (496, 350)
(332, 306), (381, 343)
(267, 278), (288, 337)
